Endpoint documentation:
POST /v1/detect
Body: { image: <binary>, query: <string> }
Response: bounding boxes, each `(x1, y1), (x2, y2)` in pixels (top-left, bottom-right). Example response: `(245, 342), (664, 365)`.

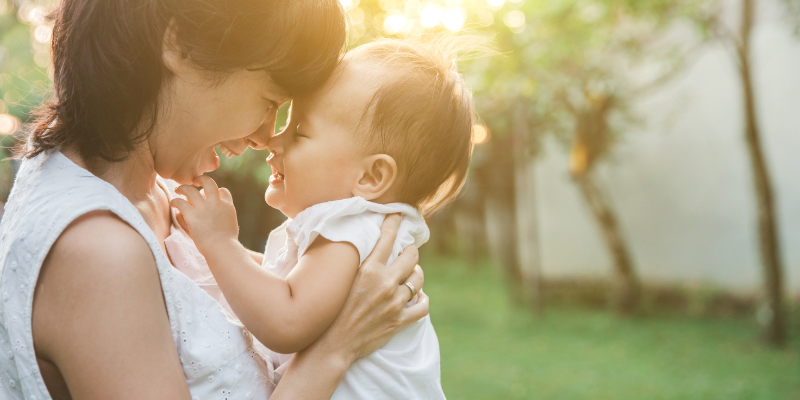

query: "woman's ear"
(353, 154), (397, 201)
(162, 18), (190, 76)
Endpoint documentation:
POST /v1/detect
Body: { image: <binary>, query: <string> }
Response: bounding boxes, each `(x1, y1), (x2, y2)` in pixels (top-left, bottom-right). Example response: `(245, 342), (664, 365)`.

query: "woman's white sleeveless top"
(0, 151), (275, 400)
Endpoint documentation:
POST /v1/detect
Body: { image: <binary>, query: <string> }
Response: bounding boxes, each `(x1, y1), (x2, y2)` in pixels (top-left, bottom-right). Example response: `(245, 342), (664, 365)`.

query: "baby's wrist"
(194, 233), (238, 256)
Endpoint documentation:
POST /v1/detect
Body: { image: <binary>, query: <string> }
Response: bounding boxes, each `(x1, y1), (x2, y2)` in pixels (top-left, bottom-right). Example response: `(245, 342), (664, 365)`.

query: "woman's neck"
(61, 145), (159, 203)
(62, 144), (173, 255)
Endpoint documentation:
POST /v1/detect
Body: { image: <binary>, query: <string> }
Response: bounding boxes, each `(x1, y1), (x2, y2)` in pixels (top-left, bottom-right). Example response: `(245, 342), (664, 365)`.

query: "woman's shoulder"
(37, 210), (162, 316)
(47, 210), (156, 270)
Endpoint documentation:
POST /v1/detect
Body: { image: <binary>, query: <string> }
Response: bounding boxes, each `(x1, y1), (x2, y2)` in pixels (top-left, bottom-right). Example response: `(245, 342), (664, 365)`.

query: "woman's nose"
(246, 123), (273, 150)
(247, 107), (280, 150)
(266, 129), (285, 155)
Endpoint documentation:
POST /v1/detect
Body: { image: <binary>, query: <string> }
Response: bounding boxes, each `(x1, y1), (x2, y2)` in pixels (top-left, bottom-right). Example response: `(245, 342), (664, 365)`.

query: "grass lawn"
(423, 253), (800, 400)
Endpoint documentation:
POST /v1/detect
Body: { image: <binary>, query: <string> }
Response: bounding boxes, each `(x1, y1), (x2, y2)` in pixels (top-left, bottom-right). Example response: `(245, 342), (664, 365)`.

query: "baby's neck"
(283, 192), (403, 219)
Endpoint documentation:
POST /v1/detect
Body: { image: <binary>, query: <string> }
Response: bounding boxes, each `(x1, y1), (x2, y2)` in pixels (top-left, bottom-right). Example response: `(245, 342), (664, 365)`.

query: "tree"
(344, 0), (715, 314)
(701, 0), (790, 346)
(476, 0), (710, 314)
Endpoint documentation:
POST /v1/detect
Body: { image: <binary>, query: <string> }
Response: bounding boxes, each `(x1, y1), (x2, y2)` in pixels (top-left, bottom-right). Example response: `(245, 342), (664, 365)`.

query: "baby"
(171, 37), (474, 399)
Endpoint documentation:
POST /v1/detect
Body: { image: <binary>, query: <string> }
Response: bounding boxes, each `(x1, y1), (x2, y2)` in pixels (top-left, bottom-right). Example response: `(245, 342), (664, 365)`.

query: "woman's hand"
(314, 213), (428, 361)
(270, 214), (428, 400)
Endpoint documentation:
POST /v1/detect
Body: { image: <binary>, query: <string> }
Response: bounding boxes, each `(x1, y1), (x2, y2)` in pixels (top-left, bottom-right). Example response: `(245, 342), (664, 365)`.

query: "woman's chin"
(171, 166), (209, 185)
(201, 149), (221, 173)
(164, 170), (194, 185)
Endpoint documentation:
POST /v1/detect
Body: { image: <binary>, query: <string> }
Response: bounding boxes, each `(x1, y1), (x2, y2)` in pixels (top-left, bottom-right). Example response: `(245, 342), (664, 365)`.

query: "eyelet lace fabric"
(0, 151), (275, 400)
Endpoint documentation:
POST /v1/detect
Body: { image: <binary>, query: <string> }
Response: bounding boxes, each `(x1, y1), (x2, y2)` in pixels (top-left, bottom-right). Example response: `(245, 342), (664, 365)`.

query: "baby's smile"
(267, 155), (285, 184)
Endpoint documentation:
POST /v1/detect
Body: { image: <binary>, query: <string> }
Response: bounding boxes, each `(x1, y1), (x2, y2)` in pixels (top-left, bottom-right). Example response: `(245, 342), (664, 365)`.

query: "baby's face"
(265, 54), (382, 218)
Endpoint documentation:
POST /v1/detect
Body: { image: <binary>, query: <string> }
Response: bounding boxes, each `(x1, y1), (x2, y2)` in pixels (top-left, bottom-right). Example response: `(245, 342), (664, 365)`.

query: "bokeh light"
(504, 10), (526, 33)
(486, 0), (505, 9)
(34, 25), (51, 43)
(504, 10), (525, 28)
(419, 4), (443, 28)
(0, 114), (20, 136)
(471, 124), (490, 144)
(349, 6), (366, 25)
(339, 0), (360, 10)
(442, 7), (467, 31)
(477, 10), (495, 26)
(383, 14), (408, 34)
(18, 3), (45, 25)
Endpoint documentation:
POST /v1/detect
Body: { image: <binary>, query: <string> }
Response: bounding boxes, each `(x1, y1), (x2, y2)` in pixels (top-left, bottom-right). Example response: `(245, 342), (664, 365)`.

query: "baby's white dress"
(166, 196), (447, 400)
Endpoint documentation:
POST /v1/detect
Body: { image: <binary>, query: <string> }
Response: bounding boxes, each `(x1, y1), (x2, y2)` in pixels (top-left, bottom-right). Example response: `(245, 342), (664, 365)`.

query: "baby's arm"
(171, 176), (359, 354)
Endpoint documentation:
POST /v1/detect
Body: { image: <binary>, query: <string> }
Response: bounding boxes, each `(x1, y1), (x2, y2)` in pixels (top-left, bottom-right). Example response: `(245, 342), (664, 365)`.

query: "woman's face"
(152, 65), (290, 185)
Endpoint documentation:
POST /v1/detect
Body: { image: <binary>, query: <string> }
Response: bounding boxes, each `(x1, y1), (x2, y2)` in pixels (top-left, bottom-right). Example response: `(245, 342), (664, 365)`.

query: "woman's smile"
(205, 146), (221, 173)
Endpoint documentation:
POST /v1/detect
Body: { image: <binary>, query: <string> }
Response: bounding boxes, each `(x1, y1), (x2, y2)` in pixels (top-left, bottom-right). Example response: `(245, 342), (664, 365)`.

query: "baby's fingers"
(176, 212), (190, 234)
(193, 175), (220, 199)
(170, 198), (193, 216)
(175, 185), (204, 206)
(218, 187), (233, 202)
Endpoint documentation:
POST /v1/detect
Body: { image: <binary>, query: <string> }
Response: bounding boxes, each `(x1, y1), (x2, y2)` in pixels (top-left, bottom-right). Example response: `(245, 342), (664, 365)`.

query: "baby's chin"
(265, 188), (293, 217)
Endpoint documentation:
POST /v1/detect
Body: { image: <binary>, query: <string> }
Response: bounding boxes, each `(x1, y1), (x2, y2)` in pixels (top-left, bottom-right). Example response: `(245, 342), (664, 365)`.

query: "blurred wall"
(535, 4), (800, 296)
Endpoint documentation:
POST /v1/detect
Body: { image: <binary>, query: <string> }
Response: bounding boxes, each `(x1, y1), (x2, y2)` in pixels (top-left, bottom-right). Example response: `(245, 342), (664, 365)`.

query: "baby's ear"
(353, 154), (397, 201)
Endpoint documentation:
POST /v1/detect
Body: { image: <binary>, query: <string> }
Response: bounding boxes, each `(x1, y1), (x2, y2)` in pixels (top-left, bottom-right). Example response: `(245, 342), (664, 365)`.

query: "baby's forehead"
(329, 54), (386, 99)
(297, 55), (388, 128)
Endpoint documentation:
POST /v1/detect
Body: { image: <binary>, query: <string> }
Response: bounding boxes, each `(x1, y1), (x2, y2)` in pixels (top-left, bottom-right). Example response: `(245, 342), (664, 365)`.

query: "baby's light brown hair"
(353, 36), (477, 217)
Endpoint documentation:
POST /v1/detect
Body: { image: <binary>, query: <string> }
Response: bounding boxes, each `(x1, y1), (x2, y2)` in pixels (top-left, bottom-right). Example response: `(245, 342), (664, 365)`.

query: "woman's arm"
(271, 215), (429, 400)
(32, 211), (192, 400)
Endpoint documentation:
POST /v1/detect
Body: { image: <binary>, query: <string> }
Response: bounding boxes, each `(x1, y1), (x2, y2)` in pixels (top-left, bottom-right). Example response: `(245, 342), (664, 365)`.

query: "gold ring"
(404, 281), (418, 301)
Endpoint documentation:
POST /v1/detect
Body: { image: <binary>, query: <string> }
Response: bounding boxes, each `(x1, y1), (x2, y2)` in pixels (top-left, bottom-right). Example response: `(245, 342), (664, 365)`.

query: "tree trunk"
(479, 135), (523, 305)
(483, 192), (523, 304)
(575, 174), (640, 314)
(738, 0), (787, 346)
(453, 207), (480, 269)
(513, 108), (542, 313)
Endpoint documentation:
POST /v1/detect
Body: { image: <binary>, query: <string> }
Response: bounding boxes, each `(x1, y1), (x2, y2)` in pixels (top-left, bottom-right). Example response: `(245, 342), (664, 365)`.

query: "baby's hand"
(170, 176), (239, 253)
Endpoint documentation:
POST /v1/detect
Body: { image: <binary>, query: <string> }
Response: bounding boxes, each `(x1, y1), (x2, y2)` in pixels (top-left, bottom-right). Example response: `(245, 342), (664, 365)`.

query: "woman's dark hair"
(19, 0), (346, 163)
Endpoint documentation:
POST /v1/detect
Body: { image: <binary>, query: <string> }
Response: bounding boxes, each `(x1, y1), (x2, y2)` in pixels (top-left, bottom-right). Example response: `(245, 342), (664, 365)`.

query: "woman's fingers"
(364, 214), (402, 264)
(401, 289), (429, 323)
(193, 175), (219, 199)
(175, 185), (204, 206)
(397, 263), (423, 303)
(389, 245), (420, 283)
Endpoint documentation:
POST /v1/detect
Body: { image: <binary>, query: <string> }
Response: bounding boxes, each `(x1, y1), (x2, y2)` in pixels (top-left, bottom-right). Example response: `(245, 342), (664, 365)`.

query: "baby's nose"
(266, 132), (286, 155)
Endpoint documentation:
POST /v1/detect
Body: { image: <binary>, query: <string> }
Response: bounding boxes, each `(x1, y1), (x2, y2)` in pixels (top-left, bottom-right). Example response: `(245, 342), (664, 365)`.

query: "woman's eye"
(263, 98), (278, 111)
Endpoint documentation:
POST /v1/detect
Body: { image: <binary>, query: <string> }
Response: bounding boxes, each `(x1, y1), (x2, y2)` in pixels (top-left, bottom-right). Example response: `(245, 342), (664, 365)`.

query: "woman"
(0, 0), (428, 398)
